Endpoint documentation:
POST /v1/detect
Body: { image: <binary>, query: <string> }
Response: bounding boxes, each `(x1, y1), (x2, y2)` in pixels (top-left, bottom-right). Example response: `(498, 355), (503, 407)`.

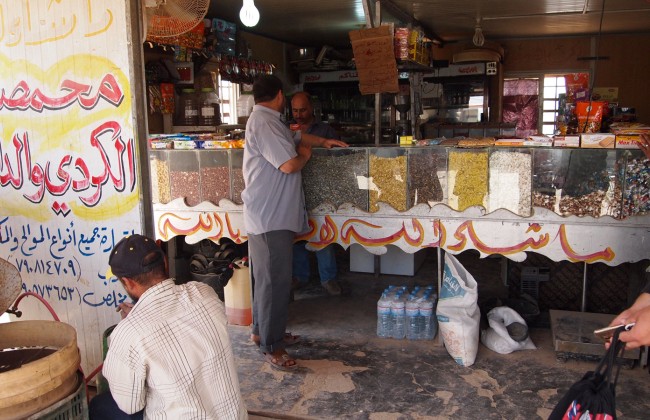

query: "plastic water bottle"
(391, 292), (406, 339)
(406, 294), (421, 340)
(376, 292), (392, 338)
(420, 293), (436, 340)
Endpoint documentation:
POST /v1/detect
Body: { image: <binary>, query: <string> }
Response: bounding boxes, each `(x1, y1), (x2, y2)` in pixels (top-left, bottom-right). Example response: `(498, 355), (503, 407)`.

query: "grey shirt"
(242, 104), (308, 235)
(304, 121), (339, 140)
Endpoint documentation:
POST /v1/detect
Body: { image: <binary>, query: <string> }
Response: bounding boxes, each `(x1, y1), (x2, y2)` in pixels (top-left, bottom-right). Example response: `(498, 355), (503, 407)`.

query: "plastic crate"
(27, 373), (88, 420)
(520, 266), (550, 300)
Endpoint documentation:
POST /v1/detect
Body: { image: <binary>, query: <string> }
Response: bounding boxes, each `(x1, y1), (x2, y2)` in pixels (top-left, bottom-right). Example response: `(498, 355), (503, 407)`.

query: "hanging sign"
(349, 25), (399, 95)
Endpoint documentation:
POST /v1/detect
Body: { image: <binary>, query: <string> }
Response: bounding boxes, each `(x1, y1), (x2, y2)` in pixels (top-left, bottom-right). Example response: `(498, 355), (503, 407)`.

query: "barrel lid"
(0, 258), (21, 314)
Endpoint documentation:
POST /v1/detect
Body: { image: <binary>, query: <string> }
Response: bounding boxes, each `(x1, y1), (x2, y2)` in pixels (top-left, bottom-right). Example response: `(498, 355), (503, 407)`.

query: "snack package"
(575, 101), (607, 133)
(565, 73), (589, 103)
(160, 83), (175, 114)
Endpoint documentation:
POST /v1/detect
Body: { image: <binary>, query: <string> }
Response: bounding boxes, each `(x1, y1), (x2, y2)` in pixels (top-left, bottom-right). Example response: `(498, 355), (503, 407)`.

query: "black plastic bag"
(548, 328), (626, 420)
(189, 255), (234, 302)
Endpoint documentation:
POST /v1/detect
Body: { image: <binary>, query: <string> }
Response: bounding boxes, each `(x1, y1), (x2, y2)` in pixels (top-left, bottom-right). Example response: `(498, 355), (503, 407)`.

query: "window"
(214, 74), (239, 124)
(504, 72), (587, 136)
(541, 76), (567, 136)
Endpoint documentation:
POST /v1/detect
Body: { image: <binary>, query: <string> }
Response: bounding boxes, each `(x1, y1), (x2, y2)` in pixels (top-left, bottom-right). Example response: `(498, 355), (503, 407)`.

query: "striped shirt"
(103, 279), (247, 419)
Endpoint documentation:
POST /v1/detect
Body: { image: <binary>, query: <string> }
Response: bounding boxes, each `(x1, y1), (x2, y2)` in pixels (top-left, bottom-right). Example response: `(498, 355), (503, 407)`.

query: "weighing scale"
(550, 309), (640, 366)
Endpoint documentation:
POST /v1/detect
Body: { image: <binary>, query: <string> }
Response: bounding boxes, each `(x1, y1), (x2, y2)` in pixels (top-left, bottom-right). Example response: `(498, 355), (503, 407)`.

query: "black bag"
(189, 242), (239, 302)
(548, 328), (627, 420)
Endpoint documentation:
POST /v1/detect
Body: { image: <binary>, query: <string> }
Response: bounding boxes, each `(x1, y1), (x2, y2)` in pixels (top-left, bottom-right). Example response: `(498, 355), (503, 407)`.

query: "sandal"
(263, 351), (297, 371)
(251, 332), (301, 347)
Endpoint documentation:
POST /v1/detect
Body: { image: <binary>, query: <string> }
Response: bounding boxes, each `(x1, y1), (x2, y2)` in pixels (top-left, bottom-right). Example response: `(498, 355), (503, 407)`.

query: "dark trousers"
(248, 230), (294, 354)
(89, 392), (143, 420)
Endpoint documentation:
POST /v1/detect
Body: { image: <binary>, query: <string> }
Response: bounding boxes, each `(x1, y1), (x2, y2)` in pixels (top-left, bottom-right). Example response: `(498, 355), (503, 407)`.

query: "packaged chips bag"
(576, 101), (607, 133)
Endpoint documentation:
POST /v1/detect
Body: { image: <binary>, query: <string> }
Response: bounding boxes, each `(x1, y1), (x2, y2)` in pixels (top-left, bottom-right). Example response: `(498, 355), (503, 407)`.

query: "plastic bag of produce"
(437, 253), (480, 366)
(480, 306), (537, 354)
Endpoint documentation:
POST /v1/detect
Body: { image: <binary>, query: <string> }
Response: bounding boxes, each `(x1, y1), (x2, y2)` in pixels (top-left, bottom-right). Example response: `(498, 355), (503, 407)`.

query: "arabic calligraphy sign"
(0, 0), (144, 373)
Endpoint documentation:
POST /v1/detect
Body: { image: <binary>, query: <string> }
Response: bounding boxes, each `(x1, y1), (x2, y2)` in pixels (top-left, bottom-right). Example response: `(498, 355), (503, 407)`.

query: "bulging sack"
(437, 253), (480, 366)
(480, 306), (537, 354)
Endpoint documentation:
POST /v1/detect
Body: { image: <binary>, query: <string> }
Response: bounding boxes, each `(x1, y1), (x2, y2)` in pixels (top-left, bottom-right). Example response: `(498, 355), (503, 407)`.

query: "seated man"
(290, 91), (341, 296)
(89, 234), (247, 419)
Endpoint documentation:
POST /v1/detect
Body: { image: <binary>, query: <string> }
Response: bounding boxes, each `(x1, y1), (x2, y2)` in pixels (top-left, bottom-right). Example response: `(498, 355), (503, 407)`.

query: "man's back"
(104, 279), (247, 419)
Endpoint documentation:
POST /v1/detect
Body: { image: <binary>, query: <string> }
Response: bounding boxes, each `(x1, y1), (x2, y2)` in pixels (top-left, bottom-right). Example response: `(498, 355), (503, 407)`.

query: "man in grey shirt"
(242, 75), (347, 371)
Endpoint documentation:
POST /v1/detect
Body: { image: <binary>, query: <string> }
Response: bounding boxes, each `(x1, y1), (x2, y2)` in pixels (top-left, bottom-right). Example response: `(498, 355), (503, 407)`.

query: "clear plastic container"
(199, 88), (221, 126)
(199, 150), (229, 205)
(177, 88), (198, 126)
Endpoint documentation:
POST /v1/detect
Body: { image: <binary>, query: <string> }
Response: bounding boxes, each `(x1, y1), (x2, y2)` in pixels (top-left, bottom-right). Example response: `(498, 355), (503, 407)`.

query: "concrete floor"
(229, 249), (650, 419)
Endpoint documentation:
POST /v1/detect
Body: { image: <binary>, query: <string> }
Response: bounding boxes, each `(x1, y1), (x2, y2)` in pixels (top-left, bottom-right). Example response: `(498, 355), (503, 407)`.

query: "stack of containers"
(376, 285), (437, 340)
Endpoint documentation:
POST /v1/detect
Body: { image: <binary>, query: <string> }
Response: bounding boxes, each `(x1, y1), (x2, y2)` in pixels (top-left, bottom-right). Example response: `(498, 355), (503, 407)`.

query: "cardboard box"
(349, 244), (427, 276)
(580, 133), (615, 148)
(615, 135), (641, 149)
(553, 136), (580, 148)
(349, 25), (399, 95)
(494, 138), (526, 147)
(524, 135), (553, 147)
(592, 87), (619, 103)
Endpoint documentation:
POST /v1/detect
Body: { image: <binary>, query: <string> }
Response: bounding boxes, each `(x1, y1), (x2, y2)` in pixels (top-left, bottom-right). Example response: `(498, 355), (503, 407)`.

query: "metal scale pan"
(550, 309), (640, 367)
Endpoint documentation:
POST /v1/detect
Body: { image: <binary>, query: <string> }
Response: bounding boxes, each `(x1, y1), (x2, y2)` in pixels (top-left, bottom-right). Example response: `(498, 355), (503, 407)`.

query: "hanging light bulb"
(239, 0), (260, 27)
(473, 18), (485, 47)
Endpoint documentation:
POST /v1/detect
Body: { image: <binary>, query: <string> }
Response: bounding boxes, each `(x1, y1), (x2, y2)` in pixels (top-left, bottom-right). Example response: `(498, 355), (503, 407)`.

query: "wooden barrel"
(0, 320), (80, 420)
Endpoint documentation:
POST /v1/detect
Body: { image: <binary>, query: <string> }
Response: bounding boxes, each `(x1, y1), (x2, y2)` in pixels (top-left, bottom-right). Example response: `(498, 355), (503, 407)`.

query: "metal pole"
(581, 262), (588, 312)
(437, 246), (443, 345)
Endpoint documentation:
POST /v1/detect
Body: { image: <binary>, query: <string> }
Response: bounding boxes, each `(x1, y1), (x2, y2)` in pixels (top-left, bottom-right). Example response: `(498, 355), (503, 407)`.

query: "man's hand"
(617, 306), (650, 349)
(322, 139), (349, 149)
(116, 302), (134, 319)
(297, 142), (312, 160)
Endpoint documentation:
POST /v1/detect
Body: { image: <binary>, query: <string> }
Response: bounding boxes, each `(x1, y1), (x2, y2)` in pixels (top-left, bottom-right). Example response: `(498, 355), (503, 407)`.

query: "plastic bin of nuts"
(199, 150), (230, 205)
(532, 148), (620, 218)
(170, 150), (201, 206)
(150, 150), (171, 204)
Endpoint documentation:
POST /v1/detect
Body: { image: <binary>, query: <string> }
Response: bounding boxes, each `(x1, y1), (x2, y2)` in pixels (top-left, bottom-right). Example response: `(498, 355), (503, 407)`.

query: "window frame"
(504, 70), (590, 135)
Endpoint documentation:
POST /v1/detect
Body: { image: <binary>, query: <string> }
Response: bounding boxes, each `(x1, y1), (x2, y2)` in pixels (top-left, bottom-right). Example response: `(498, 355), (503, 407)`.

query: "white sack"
(480, 306), (537, 354)
(436, 253), (480, 366)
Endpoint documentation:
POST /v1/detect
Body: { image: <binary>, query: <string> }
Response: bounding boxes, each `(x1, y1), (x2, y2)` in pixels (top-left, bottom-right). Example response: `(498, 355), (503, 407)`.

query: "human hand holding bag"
(548, 327), (627, 419)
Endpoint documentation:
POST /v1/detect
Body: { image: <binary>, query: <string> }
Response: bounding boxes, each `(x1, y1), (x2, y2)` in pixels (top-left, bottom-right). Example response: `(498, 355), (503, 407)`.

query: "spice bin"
(199, 150), (230, 205)
(488, 148), (532, 216)
(407, 147), (447, 207)
(170, 150), (201, 206)
(303, 148), (369, 211)
(150, 147), (648, 220)
(369, 147), (408, 212)
(150, 150), (171, 204)
(447, 149), (489, 211)
(230, 149), (245, 204)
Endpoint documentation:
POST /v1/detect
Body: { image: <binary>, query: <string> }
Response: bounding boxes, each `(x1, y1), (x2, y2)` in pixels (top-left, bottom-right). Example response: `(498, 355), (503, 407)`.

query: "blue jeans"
(292, 242), (337, 285)
(89, 392), (143, 420)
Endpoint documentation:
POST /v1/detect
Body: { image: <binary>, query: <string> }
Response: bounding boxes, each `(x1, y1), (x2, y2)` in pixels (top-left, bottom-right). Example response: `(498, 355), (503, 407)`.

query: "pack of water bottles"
(376, 285), (438, 340)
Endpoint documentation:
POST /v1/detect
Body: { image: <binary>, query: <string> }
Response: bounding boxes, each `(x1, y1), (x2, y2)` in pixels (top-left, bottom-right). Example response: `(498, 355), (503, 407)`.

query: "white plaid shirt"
(103, 279), (247, 419)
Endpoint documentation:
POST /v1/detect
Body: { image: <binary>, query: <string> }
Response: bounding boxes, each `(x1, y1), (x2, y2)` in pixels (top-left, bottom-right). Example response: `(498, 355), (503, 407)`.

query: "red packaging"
(575, 101), (606, 133)
(160, 83), (175, 115)
(565, 73), (589, 103)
